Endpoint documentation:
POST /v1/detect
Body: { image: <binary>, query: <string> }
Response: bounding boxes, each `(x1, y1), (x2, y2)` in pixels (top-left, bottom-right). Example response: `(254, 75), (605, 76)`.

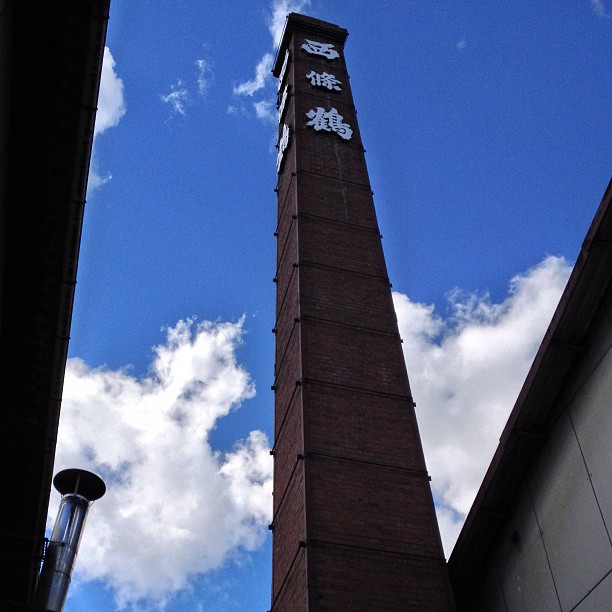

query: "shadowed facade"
(0, 1), (109, 607)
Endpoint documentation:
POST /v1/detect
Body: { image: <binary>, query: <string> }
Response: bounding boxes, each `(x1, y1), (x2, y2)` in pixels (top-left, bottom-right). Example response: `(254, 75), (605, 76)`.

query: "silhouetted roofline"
(0, 1), (110, 606)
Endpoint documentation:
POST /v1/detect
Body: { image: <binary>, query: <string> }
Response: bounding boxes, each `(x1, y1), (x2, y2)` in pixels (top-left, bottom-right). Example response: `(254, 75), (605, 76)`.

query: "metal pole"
(33, 469), (105, 611)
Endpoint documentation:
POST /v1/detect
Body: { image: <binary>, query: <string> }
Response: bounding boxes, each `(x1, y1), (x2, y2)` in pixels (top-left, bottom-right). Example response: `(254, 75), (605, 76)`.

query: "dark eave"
(0, 1), (109, 607)
(448, 178), (612, 609)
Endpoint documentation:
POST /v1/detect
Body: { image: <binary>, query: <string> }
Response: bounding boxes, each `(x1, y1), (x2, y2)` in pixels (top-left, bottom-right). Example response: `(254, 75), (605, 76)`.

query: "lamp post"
(34, 469), (105, 611)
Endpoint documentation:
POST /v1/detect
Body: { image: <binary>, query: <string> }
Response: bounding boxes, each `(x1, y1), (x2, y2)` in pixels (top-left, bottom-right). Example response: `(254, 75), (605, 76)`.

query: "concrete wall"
(473, 282), (612, 611)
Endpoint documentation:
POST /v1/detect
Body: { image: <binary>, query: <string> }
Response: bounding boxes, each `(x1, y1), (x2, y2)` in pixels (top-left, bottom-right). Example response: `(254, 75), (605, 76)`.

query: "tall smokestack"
(34, 469), (106, 612)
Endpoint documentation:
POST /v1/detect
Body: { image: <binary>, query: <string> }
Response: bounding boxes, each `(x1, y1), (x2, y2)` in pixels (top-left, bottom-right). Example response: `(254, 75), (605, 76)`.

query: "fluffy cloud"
(233, 53), (274, 97)
(52, 256), (570, 605)
(160, 80), (191, 116)
(159, 57), (214, 117)
(394, 255), (572, 555)
(88, 47), (126, 192)
(52, 318), (272, 609)
(254, 100), (276, 122)
(87, 168), (112, 191)
(269, 0), (311, 47)
(95, 47), (126, 137)
(232, 1), (310, 112)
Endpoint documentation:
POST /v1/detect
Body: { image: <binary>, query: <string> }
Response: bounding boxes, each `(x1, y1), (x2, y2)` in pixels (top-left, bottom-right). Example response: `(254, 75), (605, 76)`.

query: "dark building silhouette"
(0, 1), (109, 608)
(270, 14), (455, 610)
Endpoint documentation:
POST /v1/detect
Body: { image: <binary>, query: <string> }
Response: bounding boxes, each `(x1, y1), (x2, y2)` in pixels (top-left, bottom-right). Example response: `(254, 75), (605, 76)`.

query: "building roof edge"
(448, 177), (612, 607)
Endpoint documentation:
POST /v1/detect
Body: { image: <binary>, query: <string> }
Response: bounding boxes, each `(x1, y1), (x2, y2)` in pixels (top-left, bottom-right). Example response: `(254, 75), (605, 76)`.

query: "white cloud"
(158, 57), (212, 118)
(254, 100), (276, 122)
(232, 1), (310, 118)
(160, 80), (191, 116)
(456, 39), (467, 50)
(591, 0), (610, 18)
(268, 0), (311, 48)
(394, 255), (572, 555)
(87, 168), (112, 191)
(233, 53), (274, 97)
(95, 47), (126, 137)
(88, 47), (126, 193)
(53, 255), (570, 604)
(195, 59), (213, 96)
(227, 105), (246, 116)
(52, 318), (272, 609)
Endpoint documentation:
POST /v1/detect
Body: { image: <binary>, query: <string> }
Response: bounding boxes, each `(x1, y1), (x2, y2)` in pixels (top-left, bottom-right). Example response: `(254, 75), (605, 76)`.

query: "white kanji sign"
(305, 70), (342, 91)
(277, 84), (289, 123)
(301, 39), (340, 60)
(305, 107), (353, 140)
(276, 124), (291, 173)
(277, 49), (290, 92)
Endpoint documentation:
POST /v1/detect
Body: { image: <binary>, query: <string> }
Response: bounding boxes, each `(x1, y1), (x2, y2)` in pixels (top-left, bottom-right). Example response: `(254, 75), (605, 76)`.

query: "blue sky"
(50, 1), (611, 610)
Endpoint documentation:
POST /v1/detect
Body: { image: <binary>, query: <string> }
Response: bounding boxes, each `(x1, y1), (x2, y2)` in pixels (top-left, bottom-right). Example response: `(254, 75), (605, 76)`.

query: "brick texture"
(270, 13), (455, 611)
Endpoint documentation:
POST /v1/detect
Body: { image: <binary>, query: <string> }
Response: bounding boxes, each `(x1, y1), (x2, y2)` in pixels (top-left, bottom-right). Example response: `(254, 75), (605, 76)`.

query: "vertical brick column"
(270, 13), (455, 611)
